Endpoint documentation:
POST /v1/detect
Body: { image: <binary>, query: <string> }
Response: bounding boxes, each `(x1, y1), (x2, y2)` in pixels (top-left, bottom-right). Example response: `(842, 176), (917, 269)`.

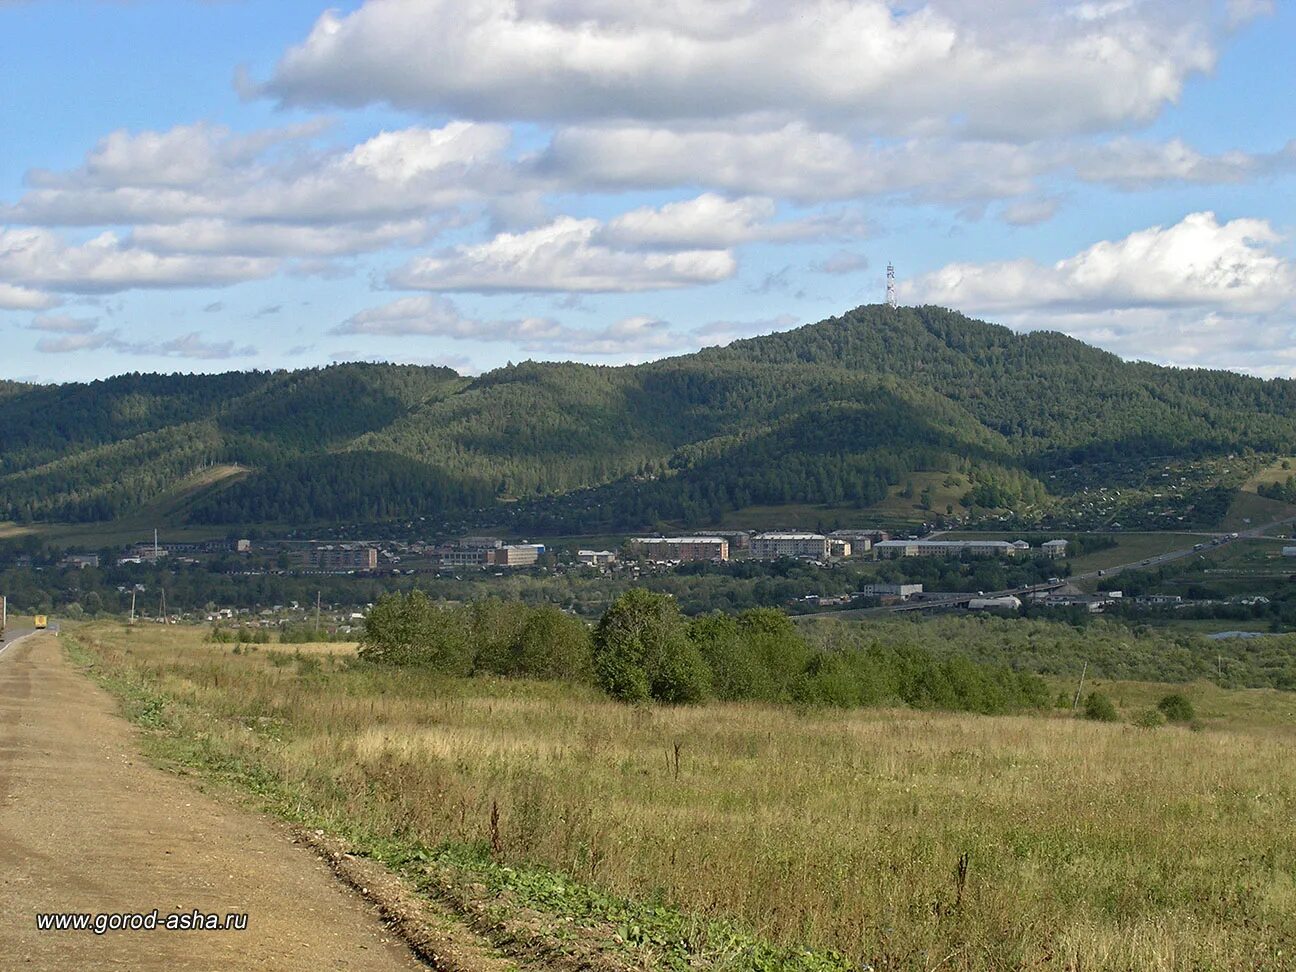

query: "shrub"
(514, 606), (593, 682)
(359, 590), (473, 674)
(1133, 707), (1166, 729)
(1083, 691), (1119, 722)
(593, 589), (710, 704)
(1157, 693), (1196, 723)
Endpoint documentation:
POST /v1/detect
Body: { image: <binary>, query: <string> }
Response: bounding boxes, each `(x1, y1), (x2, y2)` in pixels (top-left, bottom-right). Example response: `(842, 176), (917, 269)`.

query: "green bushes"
(360, 592), (591, 682)
(1157, 693), (1197, 723)
(360, 587), (1050, 715)
(1083, 691), (1119, 722)
(593, 589), (710, 703)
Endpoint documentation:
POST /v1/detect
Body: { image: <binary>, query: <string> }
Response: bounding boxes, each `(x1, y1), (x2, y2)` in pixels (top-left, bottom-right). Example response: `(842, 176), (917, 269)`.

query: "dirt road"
(0, 632), (427, 971)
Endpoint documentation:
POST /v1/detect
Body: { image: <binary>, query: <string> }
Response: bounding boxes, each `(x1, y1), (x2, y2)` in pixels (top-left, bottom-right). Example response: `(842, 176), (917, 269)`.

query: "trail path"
(0, 632), (427, 971)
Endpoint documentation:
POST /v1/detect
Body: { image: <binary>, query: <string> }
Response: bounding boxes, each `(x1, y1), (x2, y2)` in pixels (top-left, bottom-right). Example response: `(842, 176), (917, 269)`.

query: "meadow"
(68, 622), (1296, 972)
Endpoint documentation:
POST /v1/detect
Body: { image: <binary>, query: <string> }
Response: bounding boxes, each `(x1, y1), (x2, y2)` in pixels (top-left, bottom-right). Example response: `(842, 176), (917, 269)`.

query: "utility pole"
(315, 590), (322, 636)
(1071, 660), (1088, 710)
(159, 589), (168, 626)
(129, 588), (136, 625)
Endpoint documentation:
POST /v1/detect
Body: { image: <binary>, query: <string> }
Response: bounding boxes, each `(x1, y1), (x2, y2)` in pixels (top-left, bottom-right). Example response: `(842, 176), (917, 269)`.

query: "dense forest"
(5, 305), (1296, 530)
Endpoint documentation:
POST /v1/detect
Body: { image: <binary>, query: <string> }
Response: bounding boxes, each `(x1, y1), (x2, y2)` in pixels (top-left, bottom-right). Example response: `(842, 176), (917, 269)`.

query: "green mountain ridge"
(3, 305), (1294, 531)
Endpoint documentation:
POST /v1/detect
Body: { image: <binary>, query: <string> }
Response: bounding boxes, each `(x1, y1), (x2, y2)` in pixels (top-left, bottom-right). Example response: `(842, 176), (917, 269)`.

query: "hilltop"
(4, 304), (1296, 534)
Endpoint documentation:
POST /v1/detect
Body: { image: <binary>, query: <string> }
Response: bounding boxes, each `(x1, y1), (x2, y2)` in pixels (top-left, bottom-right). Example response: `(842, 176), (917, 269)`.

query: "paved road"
(0, 630), (426, 971)
(1071, 514), (1296, 583)
(799, 514), (1296, 620)
(0, 625), (38, 660)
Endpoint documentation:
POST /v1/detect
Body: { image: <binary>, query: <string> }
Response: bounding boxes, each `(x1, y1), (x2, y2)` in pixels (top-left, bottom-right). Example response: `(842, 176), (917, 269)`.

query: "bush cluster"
(360, 588), (1050, 714)
(359, 591), (592, 681)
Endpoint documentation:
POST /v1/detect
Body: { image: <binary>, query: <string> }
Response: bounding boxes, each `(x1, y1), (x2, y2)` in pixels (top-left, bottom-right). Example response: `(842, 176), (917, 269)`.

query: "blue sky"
(1, 0), (1293, 382)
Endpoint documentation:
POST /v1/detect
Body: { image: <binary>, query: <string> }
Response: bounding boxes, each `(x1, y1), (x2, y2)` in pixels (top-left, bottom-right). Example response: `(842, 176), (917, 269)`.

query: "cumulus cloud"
(0, 226), (277, 293)
(335, 294), (687, 355)
(902, 211), (1296, 373)
(0, 282), (58, 310)
(1067, 137), (1296, 189)
(389, 216), (736, 293)
(903, 211), (1294, 314)
(535, 125), (1049, 204)
(7, 120), (516, 240)
(263, 0), (1219, 139)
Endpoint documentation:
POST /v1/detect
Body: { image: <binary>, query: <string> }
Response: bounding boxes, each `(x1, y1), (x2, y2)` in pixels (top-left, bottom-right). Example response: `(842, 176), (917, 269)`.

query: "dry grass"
(74, 622), (1296, 971)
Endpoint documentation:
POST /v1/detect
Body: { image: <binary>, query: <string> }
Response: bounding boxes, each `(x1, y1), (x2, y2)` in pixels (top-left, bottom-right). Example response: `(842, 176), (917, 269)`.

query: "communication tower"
(886, 263), (897, 310)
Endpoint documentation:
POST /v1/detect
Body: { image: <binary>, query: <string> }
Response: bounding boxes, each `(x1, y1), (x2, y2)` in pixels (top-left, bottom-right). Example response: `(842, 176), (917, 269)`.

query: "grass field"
(1218, 489), (1296, 533)
(67, 621), (1296, 972)
(939, 531), (1205, 574)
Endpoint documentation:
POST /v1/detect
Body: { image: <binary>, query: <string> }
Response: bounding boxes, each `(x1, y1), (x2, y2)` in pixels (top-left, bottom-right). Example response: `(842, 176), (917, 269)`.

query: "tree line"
(358, 589), (1052, 714)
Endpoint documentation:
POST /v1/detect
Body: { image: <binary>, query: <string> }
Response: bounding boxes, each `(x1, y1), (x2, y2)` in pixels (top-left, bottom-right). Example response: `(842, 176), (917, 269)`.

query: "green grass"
(1218, 489), (1296, 533)
(63, 621), (1296, 972)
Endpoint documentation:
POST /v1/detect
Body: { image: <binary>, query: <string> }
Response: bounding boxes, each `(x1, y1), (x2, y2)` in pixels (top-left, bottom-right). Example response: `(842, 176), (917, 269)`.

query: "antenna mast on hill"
(886, 263), (897, 310)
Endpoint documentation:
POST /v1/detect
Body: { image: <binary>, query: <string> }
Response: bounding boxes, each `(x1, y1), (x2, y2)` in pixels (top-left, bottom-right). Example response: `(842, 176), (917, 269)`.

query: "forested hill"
(3, 304), (1296, 530)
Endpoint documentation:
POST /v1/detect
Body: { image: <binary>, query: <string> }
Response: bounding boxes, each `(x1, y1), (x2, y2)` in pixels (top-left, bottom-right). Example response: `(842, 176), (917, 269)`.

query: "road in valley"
(799, 513), (1296, 619)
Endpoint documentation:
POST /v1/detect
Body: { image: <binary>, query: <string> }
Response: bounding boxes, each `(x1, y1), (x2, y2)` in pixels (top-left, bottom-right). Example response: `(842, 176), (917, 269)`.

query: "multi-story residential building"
(577, 549), (617, 566)
(1041, 539), (1069, 558)
(828, 529), (887, 555)
(750, 532), (831, 560)
(295, 545), (378, 571)
(874, 539), (1031, 559)
(492, 544), (545, 567)
(632, 537), (730, 562)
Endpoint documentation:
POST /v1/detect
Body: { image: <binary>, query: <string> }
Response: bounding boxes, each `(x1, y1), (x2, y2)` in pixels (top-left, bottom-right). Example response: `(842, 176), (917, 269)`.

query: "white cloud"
(0, 227), (277, 294)
(0, 282), (58, 310)
(263, 0), (1220, 139)
(28, 315), (258, 359)
(335, 294), (686, 355)
(29, 313), (97, 334)
(389, 216), (736, 293)
(535, 125), (1048, 203)
(131, 218), (430, 257)
(903, 211), (1294, 314)
(7, 120), (515, 237)
(1068, 137), (1278, 189)
(902, 211), (1296, 374)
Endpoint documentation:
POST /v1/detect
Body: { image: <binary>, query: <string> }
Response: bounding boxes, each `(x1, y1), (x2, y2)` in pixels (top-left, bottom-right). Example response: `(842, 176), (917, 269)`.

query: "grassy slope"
(66, 621), (1296, 972)
(0, 464), (250, 547)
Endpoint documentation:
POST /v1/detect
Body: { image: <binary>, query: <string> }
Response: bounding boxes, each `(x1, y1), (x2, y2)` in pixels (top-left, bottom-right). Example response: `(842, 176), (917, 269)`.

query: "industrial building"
(874, 539), (1031, 559)
(750, 532), (832, 560)
(632, 537), (730, 562)
(577, 549), (617, 566)
(855, 582), (923, 599)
